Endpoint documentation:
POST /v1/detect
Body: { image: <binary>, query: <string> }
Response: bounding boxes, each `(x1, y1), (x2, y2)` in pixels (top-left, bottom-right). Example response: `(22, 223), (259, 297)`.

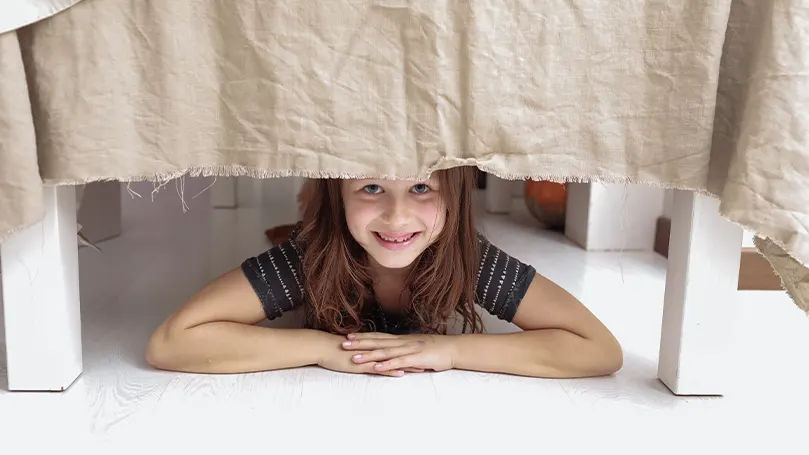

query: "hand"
(341, 333), (456, 374)
(317, 335), (407, 377)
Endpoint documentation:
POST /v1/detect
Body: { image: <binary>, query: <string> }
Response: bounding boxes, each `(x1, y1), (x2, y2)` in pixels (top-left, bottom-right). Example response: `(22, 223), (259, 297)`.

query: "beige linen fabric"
(0, 0), (85, 34)
(0, 0), (806, 311)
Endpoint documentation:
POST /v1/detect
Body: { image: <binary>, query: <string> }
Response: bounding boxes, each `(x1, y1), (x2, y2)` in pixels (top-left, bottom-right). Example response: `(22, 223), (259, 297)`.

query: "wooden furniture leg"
(1, 185), (83, 391)
(657, 190), (742, 396)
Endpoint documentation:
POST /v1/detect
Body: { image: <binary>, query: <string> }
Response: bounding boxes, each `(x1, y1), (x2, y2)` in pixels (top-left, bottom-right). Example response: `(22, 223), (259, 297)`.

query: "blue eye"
(411, 183), (431, 194)
(362, 184), (383, 194)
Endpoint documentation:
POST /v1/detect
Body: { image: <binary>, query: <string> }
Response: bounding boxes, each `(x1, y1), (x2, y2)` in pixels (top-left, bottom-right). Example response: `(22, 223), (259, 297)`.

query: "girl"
(146, 167), (622, 378)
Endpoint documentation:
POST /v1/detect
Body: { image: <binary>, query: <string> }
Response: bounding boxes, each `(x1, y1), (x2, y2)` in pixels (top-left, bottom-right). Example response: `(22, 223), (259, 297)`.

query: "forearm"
(147, 322), (340, 374)
(450, 329), (622, 378)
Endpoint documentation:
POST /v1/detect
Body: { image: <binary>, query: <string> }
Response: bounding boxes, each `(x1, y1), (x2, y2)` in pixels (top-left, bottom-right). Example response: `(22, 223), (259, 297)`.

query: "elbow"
(145, 329), (170, 370)
(595, 336), (623, 376)
(145, 324), (183, 371)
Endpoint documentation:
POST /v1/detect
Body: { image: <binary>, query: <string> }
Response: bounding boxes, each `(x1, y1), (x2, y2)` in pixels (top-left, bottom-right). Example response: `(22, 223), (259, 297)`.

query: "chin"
(369, 252), (422, 270)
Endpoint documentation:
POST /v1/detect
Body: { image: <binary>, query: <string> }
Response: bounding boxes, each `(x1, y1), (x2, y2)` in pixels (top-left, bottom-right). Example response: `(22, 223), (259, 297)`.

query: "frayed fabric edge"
(20, 162), (805, 260)
(4, 163), (808, 315)
(38, 162), (721, 195)
(752, 236), (809, 314)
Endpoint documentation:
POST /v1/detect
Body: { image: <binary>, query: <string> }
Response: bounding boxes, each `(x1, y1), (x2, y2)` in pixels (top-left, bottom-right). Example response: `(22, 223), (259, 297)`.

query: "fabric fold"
(1, 0), (807, 313)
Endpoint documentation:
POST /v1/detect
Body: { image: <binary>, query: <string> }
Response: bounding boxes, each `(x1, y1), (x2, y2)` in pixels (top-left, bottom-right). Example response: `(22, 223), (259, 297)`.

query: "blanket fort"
(1, 0), (807, 313)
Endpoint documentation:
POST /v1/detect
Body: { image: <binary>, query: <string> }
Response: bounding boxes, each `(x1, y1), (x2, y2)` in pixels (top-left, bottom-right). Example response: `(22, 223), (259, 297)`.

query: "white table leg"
(485, 175), (512, 214)
(1, 185), (82, 391)
(657, 190), (742, 396)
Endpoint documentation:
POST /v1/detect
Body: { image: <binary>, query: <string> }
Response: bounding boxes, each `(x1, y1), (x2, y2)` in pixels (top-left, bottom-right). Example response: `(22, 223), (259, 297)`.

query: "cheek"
(420, 200), (447, 231)
(343, 200), (377, 232)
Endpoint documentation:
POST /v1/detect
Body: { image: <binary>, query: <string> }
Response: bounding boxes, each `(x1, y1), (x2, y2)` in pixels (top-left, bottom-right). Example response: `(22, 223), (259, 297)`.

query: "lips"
(373, 231), (421, 250)
(375, 232), (417, 243)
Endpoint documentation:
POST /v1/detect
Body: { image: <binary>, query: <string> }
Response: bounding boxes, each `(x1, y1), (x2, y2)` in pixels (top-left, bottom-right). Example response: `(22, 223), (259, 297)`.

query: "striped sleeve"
(475, 233), (536, 322)
(240, 236), (306, 320)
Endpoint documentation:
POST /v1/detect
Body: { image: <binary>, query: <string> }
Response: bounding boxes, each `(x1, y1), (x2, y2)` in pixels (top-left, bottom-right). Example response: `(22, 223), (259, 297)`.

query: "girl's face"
(341, 177), (446, 270)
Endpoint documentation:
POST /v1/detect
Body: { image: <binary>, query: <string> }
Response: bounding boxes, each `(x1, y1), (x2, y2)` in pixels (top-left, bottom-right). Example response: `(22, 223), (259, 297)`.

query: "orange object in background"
(265, 223), (297, 245)
(524, 180), (567, 230)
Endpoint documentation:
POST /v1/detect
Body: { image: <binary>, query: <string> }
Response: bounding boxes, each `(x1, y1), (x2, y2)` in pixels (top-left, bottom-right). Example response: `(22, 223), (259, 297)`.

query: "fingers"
(355, 361), (405, 377)
(337, 352), (405, 377)
(373, 354), (421, 373)
(372, 369), (405, 377)
(341, 334), (427, 377)
(342, 338), (413, 350)
(350, 344), (422, 364)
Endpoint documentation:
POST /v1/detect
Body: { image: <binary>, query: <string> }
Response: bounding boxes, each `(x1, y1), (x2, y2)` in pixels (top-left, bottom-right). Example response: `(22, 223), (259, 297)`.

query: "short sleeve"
(240, 233), (306, 320)
(474, 233), (536, 322)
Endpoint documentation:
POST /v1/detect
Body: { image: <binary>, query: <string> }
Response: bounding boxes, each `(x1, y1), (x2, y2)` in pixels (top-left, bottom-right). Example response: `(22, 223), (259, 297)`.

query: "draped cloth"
(1, 0), (807, 312)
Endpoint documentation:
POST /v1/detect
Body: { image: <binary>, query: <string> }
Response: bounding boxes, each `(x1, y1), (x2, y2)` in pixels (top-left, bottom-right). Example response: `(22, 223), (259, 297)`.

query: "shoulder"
(473, 231), (507, 264)
(473, 231), (532, 276)
(254, 223), (306, 266)
(475, 231), (491, 248)
(287, 222), (306, 254)
(474, 231), (493, 257)
(240, 223), (307, 319)
(473, 231), (537, 321)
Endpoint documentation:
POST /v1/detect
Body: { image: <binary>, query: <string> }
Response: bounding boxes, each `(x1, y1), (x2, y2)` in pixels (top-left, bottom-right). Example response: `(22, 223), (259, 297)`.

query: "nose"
(380, 195), (412, 228)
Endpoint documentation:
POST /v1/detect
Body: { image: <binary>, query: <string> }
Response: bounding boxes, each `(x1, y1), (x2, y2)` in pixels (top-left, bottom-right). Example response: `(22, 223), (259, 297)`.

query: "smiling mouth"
(374, 232), (419, 243)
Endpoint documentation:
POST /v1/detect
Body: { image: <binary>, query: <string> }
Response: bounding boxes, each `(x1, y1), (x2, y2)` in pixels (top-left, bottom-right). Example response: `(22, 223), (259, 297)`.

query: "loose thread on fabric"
(125, 182), (142, 199)
(192, 176), (217, 200)
(175, 176), (190, 213)
(124, 175), (218, 216)
(5, 165), (805, 316)
(151, 179), (171, 202)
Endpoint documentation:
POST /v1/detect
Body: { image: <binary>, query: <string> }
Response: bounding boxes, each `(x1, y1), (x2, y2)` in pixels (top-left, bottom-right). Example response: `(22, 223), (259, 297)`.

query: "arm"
(147, 236), (406, 377)
(346, 237), (622, 378)
(147, 236), (347, 374)
(145, 267), (340, 374)
(450, 272), (623, 378)
(346, 273), (622, 378)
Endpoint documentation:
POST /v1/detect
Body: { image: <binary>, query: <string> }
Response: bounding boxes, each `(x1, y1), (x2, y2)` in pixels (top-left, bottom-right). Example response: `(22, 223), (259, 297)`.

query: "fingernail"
(347, 334), (356, 339)
(342, 341), (352, 347)
(352, 354), (362, 360)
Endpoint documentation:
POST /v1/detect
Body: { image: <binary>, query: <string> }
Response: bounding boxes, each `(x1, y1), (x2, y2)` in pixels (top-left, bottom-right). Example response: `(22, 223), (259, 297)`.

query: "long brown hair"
(297, 166), (483, 335)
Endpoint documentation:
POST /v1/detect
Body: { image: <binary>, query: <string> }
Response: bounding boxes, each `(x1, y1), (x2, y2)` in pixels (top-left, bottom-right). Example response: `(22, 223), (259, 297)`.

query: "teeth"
(378, 233), (414, 243)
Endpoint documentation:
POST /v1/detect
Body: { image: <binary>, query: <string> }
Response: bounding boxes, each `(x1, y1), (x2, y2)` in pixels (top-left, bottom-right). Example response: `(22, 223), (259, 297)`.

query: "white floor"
(1, 178), (809, 454)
